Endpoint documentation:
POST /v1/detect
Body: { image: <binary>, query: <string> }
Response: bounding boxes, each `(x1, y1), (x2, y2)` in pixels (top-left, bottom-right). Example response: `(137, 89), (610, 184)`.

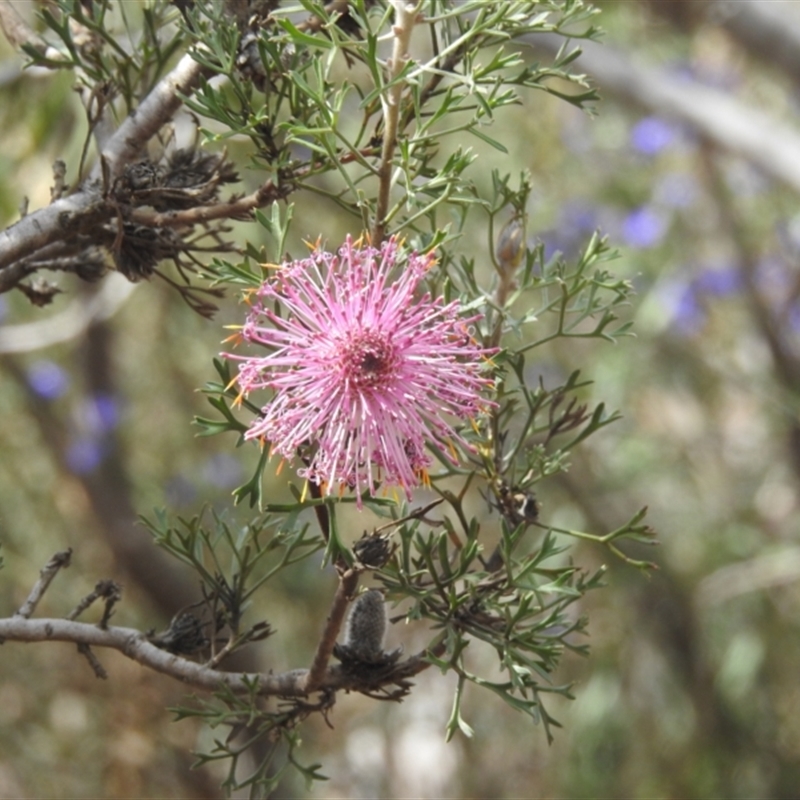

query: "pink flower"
(226, 236), (494, 502)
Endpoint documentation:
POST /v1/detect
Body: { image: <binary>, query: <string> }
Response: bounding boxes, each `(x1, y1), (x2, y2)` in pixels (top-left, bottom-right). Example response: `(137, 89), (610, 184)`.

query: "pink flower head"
(226, 235), (495, 503)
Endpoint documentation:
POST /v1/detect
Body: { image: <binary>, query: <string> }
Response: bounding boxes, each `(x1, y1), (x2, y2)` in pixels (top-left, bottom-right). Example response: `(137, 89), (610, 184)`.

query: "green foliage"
(376, 502), (607, 742)
(189, 169), (651, 792)
(24, 0), (184, 126)
(173, 684), (329, 798)
(179, 0), (600, 236)
(144, 507), (323, 612)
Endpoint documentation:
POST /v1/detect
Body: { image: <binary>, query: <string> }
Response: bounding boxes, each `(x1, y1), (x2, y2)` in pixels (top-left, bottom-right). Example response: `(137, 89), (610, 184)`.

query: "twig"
(128, 180), (288, 228)
(67, 579), (122, 627)
(372, 498), (444, 534)
(77, 642), (108, 679)
(372, 1), (422, 245)
(205, 635), (238, 670)
(302, 568), (360, 693)
(14, 549), (72, 619)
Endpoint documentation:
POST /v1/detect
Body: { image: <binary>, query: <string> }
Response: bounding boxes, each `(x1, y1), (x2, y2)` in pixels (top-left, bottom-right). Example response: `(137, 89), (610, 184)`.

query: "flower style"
(226, 236), (495, 502)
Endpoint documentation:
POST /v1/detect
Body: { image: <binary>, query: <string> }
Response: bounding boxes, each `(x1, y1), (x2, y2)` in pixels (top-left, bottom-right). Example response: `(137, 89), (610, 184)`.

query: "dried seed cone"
(344, 589), (387, 659)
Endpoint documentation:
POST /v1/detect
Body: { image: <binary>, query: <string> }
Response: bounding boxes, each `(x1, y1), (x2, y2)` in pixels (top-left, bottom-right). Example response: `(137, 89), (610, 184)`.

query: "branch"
(0, 194), (107, 276)
(698, 144), (800, 391)
(0, 615), (436, 697)
(96, 52), (205, 179)
(0, 52), (205, 274)
(648, 0), (800, 87)
(14, 549), (72, 618)
(372, 1), (422, 245)
(128, 180), (287, 228)
(527, 33), (800, 196)
(302, 568), (359, 693)
(711, 0), (800, 85)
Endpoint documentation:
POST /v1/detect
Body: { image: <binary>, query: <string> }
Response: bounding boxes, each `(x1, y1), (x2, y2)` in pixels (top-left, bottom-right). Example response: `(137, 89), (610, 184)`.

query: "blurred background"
(2, 0), (800, 797)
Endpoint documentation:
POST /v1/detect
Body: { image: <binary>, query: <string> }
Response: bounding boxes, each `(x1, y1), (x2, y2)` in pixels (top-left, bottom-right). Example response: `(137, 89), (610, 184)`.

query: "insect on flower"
(225, 235), (496, 505)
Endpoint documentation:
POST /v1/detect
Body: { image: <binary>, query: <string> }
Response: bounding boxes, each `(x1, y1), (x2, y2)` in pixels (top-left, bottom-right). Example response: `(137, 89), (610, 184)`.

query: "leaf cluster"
(374, 499), (606, 742)
(142, 507), (323, 663)
(24, 0), (184, 132)
(174, 682), (330, 798)
(178, 0), (600, 235)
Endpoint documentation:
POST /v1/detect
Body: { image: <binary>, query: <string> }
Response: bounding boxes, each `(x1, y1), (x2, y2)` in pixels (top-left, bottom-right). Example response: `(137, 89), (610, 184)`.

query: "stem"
(372, 1), (421, 245)
(302, 568), (360, 693)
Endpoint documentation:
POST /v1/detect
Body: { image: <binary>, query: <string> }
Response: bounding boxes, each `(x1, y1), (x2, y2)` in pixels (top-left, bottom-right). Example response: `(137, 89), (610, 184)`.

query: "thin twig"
(66, 579), (122, 623)
(77, 642), (108, 679)
(205, 635), (238, 670)
(372, 498), (444, 534)
(14, 549), (72, 619)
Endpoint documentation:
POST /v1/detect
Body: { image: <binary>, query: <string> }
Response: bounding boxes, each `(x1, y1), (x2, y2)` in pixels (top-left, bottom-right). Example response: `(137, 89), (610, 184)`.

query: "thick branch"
(710, 1), (800, 85)
(0, 616), (435, 697)
(0, 194), (107, 276)
(648, 0), (800, 87)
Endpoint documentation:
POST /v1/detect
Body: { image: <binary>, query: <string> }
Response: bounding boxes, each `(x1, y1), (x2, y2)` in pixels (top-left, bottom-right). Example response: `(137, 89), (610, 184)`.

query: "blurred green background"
(2, 1), (800, 797)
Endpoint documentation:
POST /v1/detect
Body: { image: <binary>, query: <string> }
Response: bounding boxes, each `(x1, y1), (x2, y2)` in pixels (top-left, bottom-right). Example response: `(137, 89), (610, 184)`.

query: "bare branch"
(67, 579), (123, 626)
(649, 0), (800, 87)
(128, 180), (288, 229)
(77, 642), (108, 679)
(14, 549), (72, 619)
(0, 193), (107, 276)
(0, 616), (436, 698)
